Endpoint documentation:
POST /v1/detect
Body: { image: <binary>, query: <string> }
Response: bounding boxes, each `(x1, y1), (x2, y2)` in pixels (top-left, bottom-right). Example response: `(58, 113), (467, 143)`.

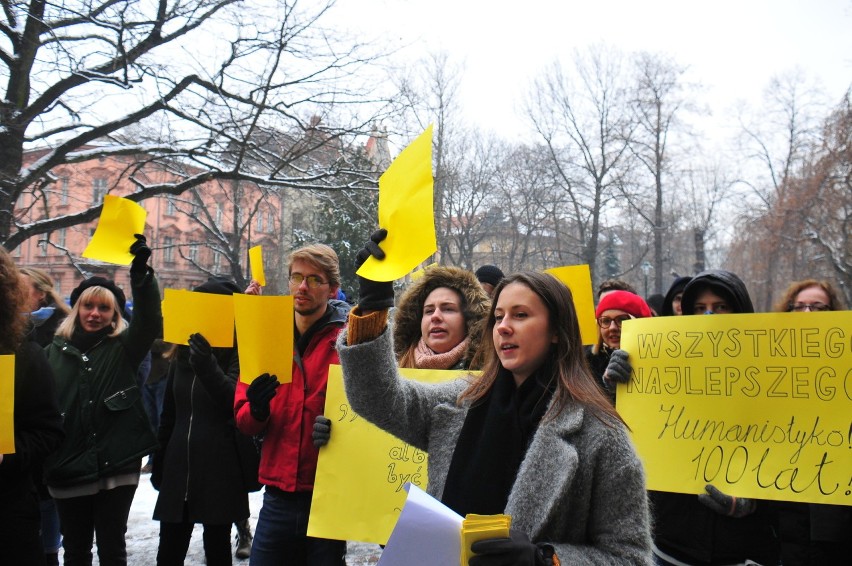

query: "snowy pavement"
(58, 475), (383, 564)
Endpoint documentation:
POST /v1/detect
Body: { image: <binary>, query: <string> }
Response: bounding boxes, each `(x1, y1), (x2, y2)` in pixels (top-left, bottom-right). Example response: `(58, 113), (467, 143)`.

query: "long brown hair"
(0, 248), (27, 352)
(19, 267), (70, 315)
(773, 279), (845, 312)
(458, 272), (624, 426)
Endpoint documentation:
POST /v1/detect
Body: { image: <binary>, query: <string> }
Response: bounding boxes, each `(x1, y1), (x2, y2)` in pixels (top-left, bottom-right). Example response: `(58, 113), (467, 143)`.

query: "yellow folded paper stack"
(460, 513), (512, 566)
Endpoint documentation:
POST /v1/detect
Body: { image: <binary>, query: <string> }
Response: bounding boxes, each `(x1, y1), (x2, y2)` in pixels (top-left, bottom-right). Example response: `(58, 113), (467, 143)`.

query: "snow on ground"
(58, 475), (383, 564)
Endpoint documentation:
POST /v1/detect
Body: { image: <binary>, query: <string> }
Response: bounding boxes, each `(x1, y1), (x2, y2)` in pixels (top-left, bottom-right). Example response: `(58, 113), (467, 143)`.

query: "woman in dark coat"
(44, 235), (160, 566)
(0, 248), (64, 566)
(152, 277), (250, 566)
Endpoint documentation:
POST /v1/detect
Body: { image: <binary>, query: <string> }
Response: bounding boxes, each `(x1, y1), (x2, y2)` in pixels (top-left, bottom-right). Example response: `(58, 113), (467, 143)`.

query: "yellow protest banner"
(0, 355), (14, 454)
(234, 294), (293, 384)
(357, 126), (437, 282)
(249, 246), (266, 286)
(545, 265), (597, 346)
(82, 195), (148, 265)
(162, 289), (235, 347)
(308, 364), (465, 544)
(618, 311), (852, 505)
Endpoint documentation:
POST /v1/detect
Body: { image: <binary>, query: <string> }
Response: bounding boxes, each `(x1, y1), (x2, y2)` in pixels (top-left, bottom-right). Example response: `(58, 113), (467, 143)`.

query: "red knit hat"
(595, 290), (652, 319)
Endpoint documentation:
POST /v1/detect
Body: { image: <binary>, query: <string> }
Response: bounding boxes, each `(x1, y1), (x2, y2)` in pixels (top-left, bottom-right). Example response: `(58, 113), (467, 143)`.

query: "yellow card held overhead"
(357, 125), (437, 282)
(249, 246), (266, 287)
(162, 289), (235, 347)
(234, 294), (293, 384)
(0, 355), (14, 454)
(545, 265), (597, 346)
(82, 195), (148, 265)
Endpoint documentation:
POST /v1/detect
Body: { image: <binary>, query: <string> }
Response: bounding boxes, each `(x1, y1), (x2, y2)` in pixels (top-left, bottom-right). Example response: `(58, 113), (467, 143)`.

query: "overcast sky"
(329, 0), (852, 144)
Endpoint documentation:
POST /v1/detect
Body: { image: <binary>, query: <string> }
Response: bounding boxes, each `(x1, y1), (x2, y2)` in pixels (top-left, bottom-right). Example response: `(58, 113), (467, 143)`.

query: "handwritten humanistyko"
(618, 311), (852, 506)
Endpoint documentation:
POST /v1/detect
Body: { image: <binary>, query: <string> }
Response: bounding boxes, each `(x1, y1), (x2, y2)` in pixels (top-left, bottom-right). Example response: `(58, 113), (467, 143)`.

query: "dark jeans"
(55, 484), (137, 566)
(40, 496), (62, 553)
(250, 487), (345, 566)
(157, 515), (232, 566)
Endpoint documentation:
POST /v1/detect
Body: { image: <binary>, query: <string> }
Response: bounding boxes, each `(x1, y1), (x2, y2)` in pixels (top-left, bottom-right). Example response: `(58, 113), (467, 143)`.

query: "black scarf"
(441, 364), (556, 517)
(69, 326), (112, 353)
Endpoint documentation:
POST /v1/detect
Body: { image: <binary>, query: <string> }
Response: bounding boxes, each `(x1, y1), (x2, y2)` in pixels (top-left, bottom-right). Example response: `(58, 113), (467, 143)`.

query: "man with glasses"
(234, 244), (348, 565)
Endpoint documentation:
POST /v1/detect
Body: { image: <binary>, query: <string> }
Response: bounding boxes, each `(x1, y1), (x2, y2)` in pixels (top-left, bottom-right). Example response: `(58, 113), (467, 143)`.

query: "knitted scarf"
(413, 337), (470, 370)
(441, 365), (555, 517)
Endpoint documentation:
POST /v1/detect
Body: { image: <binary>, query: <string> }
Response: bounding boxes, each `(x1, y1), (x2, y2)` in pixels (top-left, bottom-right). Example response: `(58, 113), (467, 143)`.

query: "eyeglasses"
(597, 315), (633, 328)
(288, 273), (328, 289)
(789, 302), (830, 312)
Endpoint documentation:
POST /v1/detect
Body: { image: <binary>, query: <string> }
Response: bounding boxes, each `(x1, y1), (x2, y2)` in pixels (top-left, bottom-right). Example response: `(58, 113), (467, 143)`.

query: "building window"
(57, 228), (66, 248)
(166, 197), (176, 216)
(163, 237), (174, 263)
(215, 203), (224, 225)
(188, 244), (199, 262)
(268, 211), (275, 231)
(38, 238), (48, 256)
(256, 213), (264, 233)
(60, 177), (70, 204)
(212, 251), (221, 270)
(92, 178), (108, 202)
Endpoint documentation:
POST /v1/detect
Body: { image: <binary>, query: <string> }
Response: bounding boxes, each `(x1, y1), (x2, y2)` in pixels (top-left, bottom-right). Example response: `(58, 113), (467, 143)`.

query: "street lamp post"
(641, 261), (652, 297)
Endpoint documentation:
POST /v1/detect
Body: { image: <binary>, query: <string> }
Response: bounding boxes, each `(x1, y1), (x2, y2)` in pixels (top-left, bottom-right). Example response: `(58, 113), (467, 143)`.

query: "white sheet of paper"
(378, 483), (463, 566)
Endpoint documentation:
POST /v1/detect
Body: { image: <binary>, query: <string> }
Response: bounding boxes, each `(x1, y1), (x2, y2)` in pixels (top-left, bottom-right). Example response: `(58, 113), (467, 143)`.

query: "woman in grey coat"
(338, 241), (652, 566)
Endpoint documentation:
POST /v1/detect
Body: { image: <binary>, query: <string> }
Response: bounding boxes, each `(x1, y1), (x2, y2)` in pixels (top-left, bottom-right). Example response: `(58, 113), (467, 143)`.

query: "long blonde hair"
(19, 267), (70, 315)
(56, 286), (128, 339)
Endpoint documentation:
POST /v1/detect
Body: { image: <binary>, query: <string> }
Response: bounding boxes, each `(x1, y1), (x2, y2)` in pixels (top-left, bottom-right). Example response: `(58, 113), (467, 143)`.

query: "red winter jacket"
(234, 302), (347, 492)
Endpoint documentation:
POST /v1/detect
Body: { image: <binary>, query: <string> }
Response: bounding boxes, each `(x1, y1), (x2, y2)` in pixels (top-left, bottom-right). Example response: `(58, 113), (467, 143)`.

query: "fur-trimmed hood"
(393, 266), (491, 369)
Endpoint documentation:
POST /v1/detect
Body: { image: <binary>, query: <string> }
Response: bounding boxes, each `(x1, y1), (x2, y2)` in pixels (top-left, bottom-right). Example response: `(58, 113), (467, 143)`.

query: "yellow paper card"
(82, 195), (148, 265)
(545, 265), (596, 346)
(357, 126), (437, 282)
(308, 364), (466, 544)
(410, 263), (438, 281)
(249, 246), (266, 287)
(618, 311), (852, 505)
(162, 289), (235, 347)
(0, 355), (14, 454)
(234, 294), (293, 384)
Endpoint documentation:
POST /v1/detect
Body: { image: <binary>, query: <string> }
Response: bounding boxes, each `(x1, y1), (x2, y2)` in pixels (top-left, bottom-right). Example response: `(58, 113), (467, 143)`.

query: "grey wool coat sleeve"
(337, 328), (653, 565)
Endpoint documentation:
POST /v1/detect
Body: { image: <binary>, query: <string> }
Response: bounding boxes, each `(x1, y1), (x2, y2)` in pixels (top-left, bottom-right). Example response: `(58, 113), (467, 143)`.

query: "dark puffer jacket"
(651, 269), (780, 565)
(44, 271), (161, 488)
(392, 266), (491, 370)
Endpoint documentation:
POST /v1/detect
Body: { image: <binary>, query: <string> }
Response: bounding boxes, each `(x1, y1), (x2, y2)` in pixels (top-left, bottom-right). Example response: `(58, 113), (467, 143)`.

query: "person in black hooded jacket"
(152, 276), (250, 566)
(650, 269), (780, 566)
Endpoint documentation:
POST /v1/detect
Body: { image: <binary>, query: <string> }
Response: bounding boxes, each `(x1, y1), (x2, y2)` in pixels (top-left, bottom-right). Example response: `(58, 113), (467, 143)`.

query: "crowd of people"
(1, 227), (850, 565)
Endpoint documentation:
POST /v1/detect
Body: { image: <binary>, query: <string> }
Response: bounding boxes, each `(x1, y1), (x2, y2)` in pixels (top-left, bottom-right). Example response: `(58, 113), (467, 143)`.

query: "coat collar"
(505, 400), (585, 539)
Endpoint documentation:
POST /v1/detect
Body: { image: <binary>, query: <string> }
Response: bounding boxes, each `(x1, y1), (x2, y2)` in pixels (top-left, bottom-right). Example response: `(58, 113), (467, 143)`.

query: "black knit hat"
(474, 264), (504, 287)
(70, 276), (127, 313)
(194, 275), (242, 295)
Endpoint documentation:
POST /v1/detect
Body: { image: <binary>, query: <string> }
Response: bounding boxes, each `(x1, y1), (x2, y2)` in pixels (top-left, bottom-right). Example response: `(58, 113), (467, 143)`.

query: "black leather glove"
(604, 349), (632, 384)
(312, 415), (332, 448)
(698, 484), (757, 518)
(470, 530), (552, 566)
(188, 333), (215, 374)
(246, 373), (279, 422)
(130, 233), (152, 274)
(356, 229), (394, 311)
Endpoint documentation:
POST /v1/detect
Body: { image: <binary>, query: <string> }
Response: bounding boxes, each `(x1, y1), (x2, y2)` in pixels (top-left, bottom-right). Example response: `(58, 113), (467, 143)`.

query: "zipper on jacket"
(184, 374), (196, 502)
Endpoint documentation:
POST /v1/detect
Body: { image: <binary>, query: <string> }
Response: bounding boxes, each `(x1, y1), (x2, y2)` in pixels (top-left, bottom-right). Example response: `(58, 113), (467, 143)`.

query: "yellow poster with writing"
(162, 289), (235, 347)
(545, 265), (597, 346)
(0, 355), (14, 454)
(308, 364), (466, 544)
(618, 311), (852, 505)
